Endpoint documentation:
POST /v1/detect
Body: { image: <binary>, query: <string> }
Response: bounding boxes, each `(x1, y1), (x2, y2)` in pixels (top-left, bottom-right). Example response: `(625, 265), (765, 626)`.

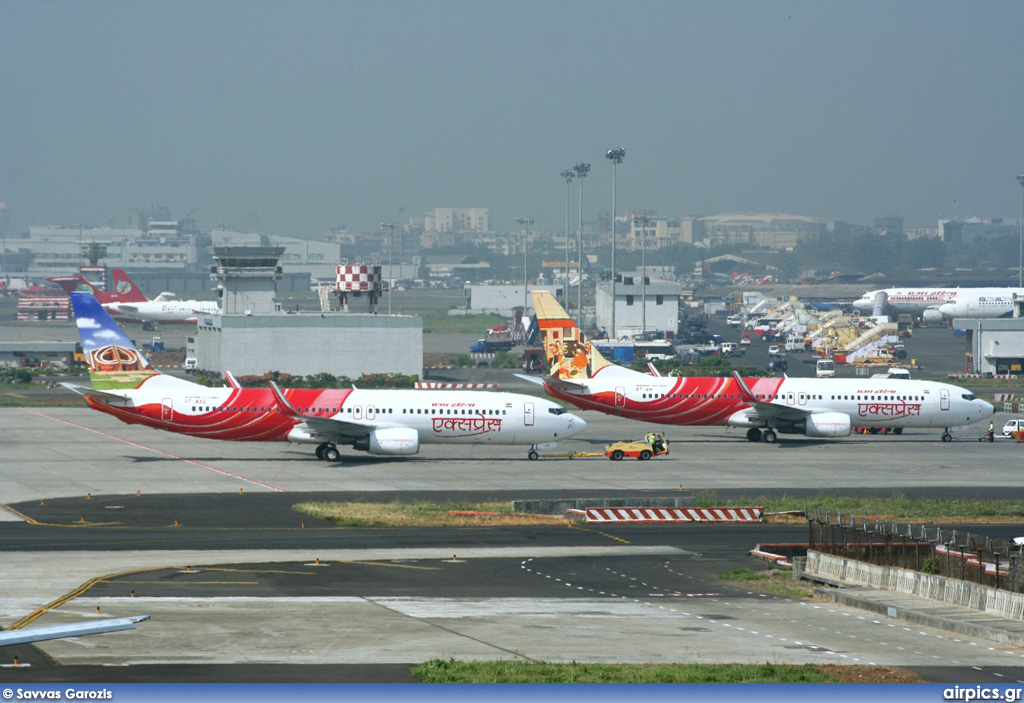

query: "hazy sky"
(2, 0), (1023, 238)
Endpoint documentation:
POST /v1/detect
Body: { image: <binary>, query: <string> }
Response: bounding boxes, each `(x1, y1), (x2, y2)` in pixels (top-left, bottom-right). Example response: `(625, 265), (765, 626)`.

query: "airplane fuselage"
(87, 382), (582, 446)
(103, 300), (220, 323)
(544, 370), (991, 432)
(853, 287), (1024, 320)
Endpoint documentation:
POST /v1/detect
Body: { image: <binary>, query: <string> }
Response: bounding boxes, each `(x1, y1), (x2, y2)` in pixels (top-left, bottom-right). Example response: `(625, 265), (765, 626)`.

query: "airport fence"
(806, 509), (1024, 593)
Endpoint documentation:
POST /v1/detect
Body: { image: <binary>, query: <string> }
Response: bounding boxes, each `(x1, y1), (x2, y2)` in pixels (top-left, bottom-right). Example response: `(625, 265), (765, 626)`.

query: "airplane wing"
(268, 381), (397, 441)
(60, 382), (132, 404)
(513, 373), (590, 394)
(0, 616), (149, 647)
(731, 371), (819, 423)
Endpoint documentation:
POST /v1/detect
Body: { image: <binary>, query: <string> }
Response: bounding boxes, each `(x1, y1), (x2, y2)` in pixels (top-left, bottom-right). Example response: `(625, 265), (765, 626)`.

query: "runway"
(1, 403), (1023, 682)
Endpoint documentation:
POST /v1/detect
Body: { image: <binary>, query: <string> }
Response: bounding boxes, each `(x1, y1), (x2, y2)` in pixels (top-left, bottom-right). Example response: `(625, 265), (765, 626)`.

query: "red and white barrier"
(579, 507), (763, 524)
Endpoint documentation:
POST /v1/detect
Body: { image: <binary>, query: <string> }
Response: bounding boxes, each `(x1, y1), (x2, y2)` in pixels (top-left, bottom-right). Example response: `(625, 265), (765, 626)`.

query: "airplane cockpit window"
(962, 393), (977, 401)
(548, 407), (567, 415)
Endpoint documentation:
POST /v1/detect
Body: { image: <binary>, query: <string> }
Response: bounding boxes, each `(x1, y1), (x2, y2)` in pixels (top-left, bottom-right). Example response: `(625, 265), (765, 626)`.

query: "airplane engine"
(356, 427), (420, 455)
(921, 308), (944, 324)
(798, 412), (851, 438)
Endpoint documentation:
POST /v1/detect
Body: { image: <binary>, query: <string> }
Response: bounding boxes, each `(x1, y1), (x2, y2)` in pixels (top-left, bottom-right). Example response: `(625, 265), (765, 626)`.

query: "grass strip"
(294, 500), (563, 527)
(411, 659), (920, 683)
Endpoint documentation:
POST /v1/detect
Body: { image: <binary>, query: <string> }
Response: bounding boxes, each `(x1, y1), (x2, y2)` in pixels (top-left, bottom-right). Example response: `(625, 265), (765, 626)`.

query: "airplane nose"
(569, 414), (587, 434)
(982, 400), (995, 418)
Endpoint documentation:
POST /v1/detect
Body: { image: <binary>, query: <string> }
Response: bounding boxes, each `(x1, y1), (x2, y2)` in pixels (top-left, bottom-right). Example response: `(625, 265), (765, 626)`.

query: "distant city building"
(699, 213), (826, 251)
(939, 218), (1020, 243)
(423, 208), (489, 233)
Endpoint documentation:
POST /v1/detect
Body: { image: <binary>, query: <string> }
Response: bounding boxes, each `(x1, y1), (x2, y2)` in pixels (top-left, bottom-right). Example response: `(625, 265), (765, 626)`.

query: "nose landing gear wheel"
(528, 450), (539, 461)
(941, 432), (952, 442)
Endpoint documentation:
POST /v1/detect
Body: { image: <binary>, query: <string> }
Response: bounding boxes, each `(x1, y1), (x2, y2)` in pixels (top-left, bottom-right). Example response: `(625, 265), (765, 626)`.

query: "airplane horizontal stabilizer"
(60, 382), (130, 403)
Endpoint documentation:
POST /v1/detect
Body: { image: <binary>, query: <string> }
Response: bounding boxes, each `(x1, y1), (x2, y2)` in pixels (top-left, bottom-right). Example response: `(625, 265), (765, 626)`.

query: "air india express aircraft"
(517, 291), (993, 443)
(64, 291), (586, 461)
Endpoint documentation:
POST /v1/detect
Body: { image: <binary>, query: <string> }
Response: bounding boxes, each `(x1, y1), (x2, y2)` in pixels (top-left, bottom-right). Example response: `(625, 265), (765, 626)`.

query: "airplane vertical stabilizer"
(530, 290), (617, 381)
(70, 291), (161, 390)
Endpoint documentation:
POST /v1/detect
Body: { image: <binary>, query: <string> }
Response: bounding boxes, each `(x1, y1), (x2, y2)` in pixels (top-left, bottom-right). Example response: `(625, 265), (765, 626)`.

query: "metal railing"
(806, 509), (1024, 592)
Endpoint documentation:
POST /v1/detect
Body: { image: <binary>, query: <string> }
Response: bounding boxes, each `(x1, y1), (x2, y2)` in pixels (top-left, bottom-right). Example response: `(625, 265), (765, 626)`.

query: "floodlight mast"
(606, 148), (625, 339)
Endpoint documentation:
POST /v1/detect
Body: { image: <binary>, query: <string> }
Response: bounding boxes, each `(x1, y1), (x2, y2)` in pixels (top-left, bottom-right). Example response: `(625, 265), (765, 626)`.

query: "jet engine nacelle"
(922, 308), (945, 324)
(355, 427), (421, 455)
(797, 412), (852, 438)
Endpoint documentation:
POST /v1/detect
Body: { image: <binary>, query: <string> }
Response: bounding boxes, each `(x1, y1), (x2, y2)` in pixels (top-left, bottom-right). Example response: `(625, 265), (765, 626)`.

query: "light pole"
(574, 162), (590, 324)
(634, 215), (653, 336)
(516, 217), (533, 320)
(1017, 174), (1024, 288)
(560, 168), (575, 312)
(380, 222), (397, 314)
(606, 147), (625, 339)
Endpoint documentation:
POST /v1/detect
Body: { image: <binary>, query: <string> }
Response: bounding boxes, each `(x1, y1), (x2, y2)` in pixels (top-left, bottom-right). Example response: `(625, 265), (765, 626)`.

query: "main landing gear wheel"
(528, 450), (539, 461)
(746, 428), (762, 442)
(639, 450), (652, 461)
(762, 429), (778, 443)
(611, 449), (624, 461)
(315, 443), (328, 460)
(322, 445), (341, 462)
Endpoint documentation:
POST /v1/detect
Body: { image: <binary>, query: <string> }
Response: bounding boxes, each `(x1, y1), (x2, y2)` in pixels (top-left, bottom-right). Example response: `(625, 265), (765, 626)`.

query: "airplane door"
(524, 402), (535, 426)
(940, 389), (950, 411)
(615, 386), (626, 407)
(161, 398), (173, 421)
(353, 405), (363, 420)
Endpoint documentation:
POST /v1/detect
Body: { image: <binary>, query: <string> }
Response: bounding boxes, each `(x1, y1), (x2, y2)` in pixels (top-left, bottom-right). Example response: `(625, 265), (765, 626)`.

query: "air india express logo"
(116, 280), (133, 294)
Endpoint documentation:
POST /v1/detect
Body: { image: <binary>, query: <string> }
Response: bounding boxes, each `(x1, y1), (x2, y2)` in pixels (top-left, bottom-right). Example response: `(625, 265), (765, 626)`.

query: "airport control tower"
(210, 246), (284, 315)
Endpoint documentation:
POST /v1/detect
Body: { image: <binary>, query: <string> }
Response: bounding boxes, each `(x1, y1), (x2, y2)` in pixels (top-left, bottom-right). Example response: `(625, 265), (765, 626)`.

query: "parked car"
(768, 344), (781, 356)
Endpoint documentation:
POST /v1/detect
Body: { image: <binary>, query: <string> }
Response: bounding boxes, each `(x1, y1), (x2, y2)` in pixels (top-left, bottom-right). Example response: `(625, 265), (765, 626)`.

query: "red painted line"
(22, 408), (287, 492)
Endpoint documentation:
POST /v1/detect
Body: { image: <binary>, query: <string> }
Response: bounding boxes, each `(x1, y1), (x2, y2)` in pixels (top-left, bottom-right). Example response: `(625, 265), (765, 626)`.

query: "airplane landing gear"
(528, 449), (539, 461)
(316, 443), (341, 461)
(746, 428), (762, 442)
(761, 429), (778, 443)
(941, 430), (952, 442)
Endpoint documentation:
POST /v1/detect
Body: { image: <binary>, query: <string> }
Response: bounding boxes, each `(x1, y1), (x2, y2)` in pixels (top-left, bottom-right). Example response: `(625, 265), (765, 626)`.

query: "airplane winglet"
(224, 371), (240, 390)
(647, 362), (662, 377)
(513, 373), (545, 387)
(731, 371), (758, 404)
(269, 381), (303, 420)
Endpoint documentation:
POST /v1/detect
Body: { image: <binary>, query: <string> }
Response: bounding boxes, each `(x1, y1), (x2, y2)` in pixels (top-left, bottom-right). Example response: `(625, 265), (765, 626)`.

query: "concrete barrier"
(805, 550), (1024, 620)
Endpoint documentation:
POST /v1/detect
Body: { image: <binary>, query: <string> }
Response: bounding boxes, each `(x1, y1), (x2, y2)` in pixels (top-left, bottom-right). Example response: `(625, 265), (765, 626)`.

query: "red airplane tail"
(110, 269), (147, 302)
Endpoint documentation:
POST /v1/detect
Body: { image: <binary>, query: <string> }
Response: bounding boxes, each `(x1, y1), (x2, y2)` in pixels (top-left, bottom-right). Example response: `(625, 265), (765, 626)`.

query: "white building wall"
(194, 314), (423, 377)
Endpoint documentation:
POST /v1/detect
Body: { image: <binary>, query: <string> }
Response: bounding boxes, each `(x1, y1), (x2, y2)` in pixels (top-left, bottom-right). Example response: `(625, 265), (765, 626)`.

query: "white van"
(785, 337), (805, 352)
(1002, 419), (1024, 437)
(183, 357), (198, 370)
(815, 358), (835, 378)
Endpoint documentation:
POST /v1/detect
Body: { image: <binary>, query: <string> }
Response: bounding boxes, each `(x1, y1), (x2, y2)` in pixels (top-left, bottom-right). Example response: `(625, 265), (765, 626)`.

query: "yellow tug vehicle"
(604, 433), (669, 461)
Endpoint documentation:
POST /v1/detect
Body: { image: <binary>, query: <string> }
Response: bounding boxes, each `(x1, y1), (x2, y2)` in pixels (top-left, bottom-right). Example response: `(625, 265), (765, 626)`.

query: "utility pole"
(516, 217), (533, 321)
(560, 168), (575, 313)
(380, 222), (397, 314)
(573, 162), (590, 325)
(606, 148), (625, 339)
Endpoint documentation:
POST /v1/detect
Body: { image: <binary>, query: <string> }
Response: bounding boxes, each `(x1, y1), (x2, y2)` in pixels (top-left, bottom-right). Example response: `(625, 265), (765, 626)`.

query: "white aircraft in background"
(852, 287), (1024, 322)
(103, 293), (221, 324)
(518, 290), (993, 443)
(65, 292), (586, 461)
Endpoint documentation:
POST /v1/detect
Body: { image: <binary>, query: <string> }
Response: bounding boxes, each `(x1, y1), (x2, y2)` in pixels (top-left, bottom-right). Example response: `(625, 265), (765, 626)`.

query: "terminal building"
(188, 247), (422, 379)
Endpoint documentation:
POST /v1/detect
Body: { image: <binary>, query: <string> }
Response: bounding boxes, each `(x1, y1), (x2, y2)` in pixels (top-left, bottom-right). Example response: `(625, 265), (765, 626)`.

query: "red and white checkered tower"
(335, 262), (383, 312)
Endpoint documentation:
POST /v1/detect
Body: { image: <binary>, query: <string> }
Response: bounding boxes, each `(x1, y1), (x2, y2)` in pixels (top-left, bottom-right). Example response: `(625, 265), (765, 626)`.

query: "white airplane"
(64, 292), (585, 461)
(519, 290), (993, 443)
(103, 292), (221, 324)
(852, 287), (1024, 322)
